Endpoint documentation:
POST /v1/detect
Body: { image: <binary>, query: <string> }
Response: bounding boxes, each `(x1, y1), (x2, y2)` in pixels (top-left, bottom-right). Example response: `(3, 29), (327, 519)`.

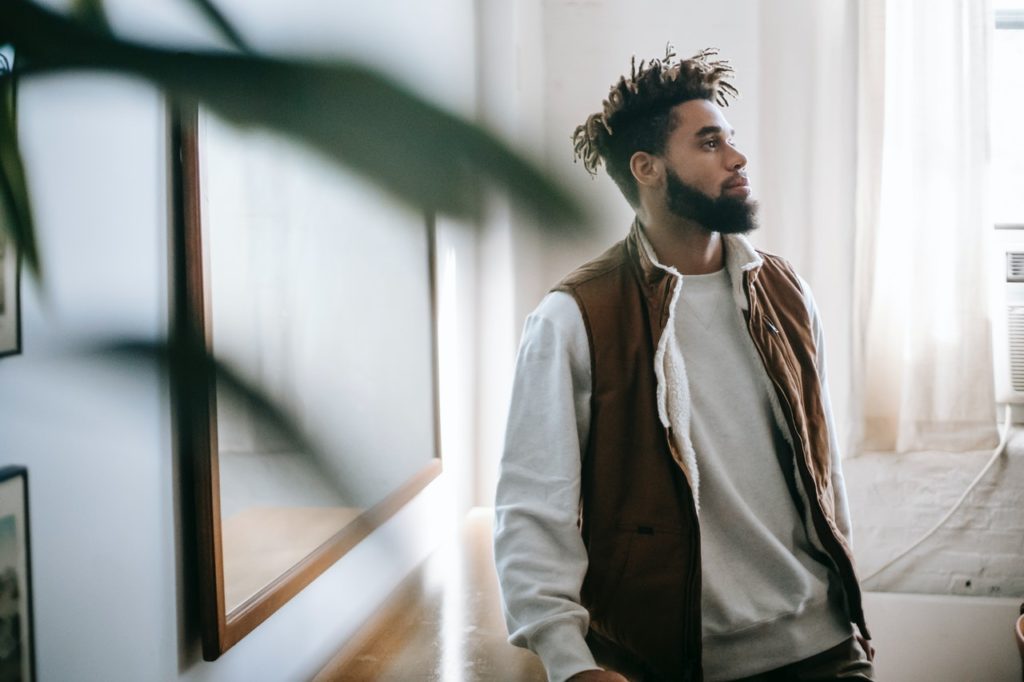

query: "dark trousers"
(588, 632), (875, 682)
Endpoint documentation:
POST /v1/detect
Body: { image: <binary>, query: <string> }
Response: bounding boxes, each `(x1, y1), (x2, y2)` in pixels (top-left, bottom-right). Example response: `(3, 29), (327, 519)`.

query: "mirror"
(171, 103), (441, 659)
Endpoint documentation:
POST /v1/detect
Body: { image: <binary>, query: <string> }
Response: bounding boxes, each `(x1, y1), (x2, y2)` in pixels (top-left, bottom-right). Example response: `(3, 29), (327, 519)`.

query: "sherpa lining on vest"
(638, 228), (701, 510)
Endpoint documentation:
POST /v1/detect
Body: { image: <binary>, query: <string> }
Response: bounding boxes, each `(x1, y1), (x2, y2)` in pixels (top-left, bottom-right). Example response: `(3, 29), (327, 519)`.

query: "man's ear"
(630, 151), (663, 188)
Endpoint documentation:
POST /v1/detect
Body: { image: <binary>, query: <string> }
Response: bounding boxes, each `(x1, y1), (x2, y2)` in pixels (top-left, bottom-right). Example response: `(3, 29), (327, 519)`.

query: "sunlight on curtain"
(854, 0), (998, 452)
(756, 0), (859, 458)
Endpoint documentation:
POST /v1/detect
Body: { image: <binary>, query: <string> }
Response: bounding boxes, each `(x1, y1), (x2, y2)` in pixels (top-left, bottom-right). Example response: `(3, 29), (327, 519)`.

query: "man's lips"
(722, 176), (751, 197)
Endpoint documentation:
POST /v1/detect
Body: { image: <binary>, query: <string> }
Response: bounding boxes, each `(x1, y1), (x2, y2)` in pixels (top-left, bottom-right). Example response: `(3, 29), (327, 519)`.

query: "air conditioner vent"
(1009, 306), (1024, 392)
(1007, 251), (1024, 281)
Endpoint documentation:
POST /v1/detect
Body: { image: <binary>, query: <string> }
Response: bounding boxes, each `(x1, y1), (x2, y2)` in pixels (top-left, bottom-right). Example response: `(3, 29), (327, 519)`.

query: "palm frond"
(184, 0), (252, 53)
(4, 0), (582, 229)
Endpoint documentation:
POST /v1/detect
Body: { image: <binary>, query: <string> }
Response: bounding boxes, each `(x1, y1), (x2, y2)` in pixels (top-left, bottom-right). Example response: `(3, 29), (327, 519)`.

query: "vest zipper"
(686, 499), (703, 680)
(665, 427), (703, 675)
(660, 277), (675, 328)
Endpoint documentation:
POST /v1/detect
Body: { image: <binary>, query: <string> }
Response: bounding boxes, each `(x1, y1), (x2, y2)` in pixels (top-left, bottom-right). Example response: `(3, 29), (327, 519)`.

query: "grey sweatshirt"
(676, 267), (852, 680)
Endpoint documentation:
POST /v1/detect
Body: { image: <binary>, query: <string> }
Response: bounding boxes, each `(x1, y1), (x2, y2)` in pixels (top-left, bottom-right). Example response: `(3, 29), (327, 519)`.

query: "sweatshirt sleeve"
(797, 276), (853, 547)
(493, 291), (598, 682)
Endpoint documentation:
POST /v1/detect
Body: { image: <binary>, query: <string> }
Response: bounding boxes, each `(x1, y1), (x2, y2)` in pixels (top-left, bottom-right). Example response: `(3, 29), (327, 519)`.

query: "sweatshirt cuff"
(531, 620), (598, 682)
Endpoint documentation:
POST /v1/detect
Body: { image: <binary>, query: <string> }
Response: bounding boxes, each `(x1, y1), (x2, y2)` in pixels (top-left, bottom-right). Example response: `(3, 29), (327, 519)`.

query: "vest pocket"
(587, 525), (685, 621)
(591, 525), (692, 670)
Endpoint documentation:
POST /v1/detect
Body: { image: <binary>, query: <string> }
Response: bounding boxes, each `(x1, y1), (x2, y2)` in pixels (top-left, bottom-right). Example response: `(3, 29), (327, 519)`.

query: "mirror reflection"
(197, 110), (438, 614)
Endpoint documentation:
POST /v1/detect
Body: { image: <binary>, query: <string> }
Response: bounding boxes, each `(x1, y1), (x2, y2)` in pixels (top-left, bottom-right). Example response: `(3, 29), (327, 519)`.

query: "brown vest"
(554, 224), (868, 681)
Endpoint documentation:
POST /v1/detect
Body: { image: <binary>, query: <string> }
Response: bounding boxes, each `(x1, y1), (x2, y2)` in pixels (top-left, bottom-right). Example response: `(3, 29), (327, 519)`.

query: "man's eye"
(703, 139), (718, 149)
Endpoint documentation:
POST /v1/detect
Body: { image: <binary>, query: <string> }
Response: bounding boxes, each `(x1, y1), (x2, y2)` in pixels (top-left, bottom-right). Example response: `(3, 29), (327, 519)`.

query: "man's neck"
(639, 213), (724, 275)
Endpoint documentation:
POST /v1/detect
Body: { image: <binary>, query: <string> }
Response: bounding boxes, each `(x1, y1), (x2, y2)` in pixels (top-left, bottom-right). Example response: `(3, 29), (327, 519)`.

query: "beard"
(665, 167), (759, 235)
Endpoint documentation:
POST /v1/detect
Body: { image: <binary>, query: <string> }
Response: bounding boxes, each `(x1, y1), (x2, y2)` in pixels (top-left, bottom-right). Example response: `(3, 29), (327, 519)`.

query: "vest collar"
(628, 218), (764, 312)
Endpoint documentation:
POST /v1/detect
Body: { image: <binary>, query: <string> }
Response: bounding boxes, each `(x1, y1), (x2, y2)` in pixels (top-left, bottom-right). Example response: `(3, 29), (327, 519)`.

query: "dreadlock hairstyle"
(571, 46), (738, 207)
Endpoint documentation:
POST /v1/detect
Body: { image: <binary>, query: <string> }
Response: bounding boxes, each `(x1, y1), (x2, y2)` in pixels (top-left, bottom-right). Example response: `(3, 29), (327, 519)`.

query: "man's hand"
(567, 670), (629, 682)
(855, 632), (875, 662)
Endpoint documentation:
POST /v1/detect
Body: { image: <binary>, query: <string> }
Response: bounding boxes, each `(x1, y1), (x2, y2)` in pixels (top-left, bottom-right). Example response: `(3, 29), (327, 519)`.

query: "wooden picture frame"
(170, 103), (442, 660)
(0, 227), (20, 358)
(0, 46), (21, 359)
(0, 466), (35, 682)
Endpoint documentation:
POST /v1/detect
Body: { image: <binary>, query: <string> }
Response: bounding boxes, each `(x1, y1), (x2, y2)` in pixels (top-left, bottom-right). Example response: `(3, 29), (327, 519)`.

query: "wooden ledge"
(316, 508), (546, 681)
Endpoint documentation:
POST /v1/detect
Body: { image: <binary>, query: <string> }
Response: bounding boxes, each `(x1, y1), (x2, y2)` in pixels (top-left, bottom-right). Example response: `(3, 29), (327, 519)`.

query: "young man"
(493, 48), (875, 682)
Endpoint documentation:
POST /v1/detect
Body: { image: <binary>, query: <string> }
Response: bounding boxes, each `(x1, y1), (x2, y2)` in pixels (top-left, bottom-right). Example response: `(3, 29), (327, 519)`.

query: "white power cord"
(860, 403), (1015, 587)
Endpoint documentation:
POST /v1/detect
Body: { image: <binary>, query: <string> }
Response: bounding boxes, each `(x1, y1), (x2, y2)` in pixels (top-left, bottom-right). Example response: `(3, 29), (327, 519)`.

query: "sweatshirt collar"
(628, 218), (763, 311)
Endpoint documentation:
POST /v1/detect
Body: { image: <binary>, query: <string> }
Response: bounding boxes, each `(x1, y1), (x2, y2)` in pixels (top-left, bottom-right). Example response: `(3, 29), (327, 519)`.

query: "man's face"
(658, 99), (757, 234)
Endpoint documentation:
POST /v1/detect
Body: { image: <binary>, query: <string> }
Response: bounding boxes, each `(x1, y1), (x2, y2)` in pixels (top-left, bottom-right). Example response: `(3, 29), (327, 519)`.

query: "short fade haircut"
(572, 46), (738, 207)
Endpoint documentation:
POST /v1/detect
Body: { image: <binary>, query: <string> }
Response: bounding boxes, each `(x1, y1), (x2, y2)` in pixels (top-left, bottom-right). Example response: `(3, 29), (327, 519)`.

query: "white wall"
(3, 75), (181, 682)
(0, 2), (480, 680)
(474, 0), (548, 508)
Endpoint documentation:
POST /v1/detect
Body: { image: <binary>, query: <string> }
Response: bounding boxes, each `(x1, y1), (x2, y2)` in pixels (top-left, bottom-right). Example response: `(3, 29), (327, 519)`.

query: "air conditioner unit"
(992, 225), (1024, 417)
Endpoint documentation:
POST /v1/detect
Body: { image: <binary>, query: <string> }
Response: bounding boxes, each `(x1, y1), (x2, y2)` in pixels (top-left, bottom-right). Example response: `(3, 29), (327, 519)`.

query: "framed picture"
(0, 228), (21, 357)
(0, 466), (34, 682)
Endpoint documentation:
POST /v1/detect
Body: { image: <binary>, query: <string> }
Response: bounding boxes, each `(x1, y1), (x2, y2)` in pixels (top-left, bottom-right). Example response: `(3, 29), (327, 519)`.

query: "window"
(994, 2), (1024, 227)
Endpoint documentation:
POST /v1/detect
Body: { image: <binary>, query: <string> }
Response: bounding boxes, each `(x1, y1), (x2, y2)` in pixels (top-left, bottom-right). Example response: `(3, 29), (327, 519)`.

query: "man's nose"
(728, 147), (747, 171)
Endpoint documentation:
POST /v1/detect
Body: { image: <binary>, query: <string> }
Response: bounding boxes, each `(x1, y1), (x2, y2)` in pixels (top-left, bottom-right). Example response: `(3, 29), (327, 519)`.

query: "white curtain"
(755, 0), (860, 457)
(853, 0), (998, 452)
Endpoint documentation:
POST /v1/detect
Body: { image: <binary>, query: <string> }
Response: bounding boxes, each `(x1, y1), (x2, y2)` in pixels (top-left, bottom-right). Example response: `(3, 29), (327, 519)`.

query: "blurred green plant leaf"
(70, 0), (113, 36)
(0, 58), (40, 278)
(184, 0), (252, 53)
(104, 335), (322, 463)
(98, 333), (371, 509)
(2, 0), (584, 273)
